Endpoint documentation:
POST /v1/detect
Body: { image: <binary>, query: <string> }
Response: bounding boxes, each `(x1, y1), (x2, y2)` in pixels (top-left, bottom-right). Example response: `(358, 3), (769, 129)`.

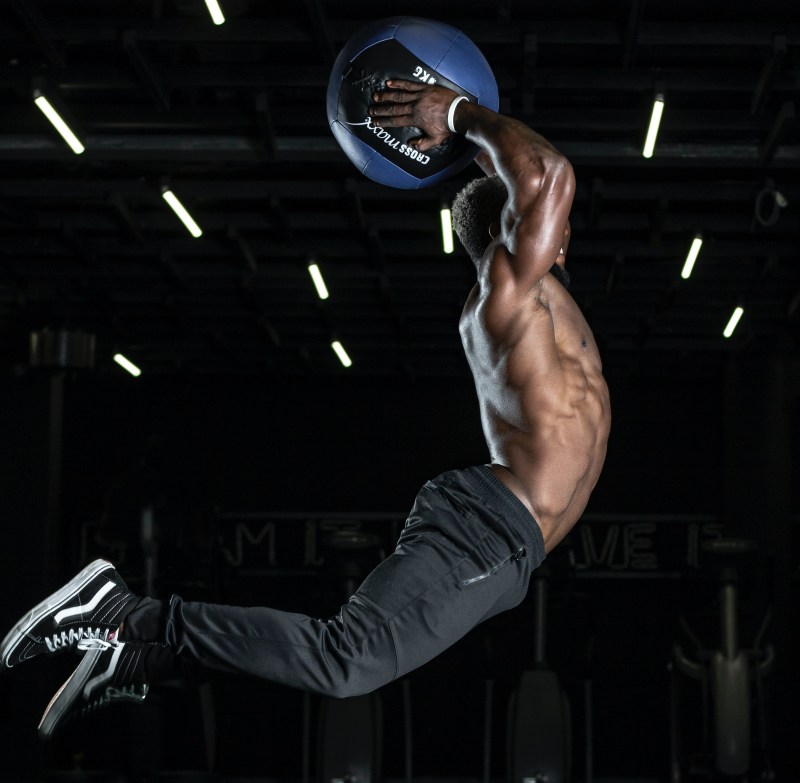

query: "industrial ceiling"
(1, 0), (798, 380)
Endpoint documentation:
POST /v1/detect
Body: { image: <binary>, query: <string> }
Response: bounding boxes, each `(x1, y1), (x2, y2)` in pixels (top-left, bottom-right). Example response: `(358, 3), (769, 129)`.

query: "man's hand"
(369, 79), (459, 152)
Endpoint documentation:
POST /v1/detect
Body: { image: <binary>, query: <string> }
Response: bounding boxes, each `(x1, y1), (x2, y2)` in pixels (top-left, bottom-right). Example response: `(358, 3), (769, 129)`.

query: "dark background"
(1, 364), (798, 781)
(1, 1), (799, 781)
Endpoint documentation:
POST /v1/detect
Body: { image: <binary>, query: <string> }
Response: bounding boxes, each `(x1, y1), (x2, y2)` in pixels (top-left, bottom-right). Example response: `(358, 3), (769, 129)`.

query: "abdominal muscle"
(487, 412), (606, 553)
(462, 278), (611, 553)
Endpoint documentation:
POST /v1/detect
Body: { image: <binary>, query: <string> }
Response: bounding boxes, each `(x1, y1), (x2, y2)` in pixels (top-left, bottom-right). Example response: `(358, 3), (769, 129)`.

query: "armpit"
(529, 280), (550, 312)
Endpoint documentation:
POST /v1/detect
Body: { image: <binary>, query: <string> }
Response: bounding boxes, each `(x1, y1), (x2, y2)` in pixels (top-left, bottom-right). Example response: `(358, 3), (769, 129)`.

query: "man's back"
(460, 243), (611, 553)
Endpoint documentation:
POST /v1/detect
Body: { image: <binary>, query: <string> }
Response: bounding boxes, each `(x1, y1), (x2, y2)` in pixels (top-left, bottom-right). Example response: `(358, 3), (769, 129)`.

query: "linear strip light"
(113, 353), (142, 377)
(681, 235), (703, 279)
(723, 306), (744, 338)
(308, 262), (330, 300)
(204, 0), (226, 25)
(161, 188), (203, 238)
(440, 206), (454, 254)
(642, 93), (665, 159)
(331, 340), (352, 368)
(33, 92), (84, 154)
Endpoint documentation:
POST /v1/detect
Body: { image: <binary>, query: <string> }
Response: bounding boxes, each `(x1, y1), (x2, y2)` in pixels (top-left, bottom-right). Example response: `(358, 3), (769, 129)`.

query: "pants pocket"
(461, 546), (527, 587)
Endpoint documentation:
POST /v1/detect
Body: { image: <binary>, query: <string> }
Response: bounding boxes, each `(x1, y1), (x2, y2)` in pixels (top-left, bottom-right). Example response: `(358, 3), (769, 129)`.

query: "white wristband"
(447, 95), (469, 133)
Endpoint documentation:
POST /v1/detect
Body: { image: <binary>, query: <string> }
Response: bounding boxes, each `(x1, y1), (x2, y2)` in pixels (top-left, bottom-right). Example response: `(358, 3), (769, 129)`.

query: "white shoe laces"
(77, 637), (118, 652)
(44, 626), (107, 652)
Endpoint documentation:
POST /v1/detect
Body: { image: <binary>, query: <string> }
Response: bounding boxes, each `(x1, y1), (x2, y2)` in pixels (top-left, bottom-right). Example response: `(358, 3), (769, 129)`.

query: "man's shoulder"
(461, 280), (553, 351)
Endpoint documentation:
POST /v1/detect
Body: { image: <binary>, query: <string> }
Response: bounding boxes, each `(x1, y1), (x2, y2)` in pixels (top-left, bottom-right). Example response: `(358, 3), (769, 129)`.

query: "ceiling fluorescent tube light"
(723, 306), (744, 338)
(204, 0), (226, 24)
(113, 353), (142, 377)
(308, 262), (330, 300)
(161, 188), (203, 238)
(331, 340), (352, 368)
(440, 206), (454, 254)
(33, 92), (84, 154)
(642, 94), (664, 159)
(681, 236), (703, 279)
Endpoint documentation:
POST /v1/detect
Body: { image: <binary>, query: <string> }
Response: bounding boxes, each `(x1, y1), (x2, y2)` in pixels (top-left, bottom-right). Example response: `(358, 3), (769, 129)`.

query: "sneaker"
(1, 559), (137, 670)
(39, 638), (149, 737)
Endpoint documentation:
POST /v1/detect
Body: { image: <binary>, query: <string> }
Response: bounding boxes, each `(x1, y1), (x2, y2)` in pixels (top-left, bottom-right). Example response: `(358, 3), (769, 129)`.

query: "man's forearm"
(455, 101), (567, 193)
(455, 101), (574, 256)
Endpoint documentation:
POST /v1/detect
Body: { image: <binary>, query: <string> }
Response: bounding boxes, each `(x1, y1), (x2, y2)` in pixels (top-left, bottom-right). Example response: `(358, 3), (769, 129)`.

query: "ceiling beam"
(254, 92), (277, 160)
(6, 18), (795, 47)
(760, 100), (795, 164)
(2, 135), (799, 167)
(303, 0), (337, 66)
(227, 225), (258, 274)
(751, 35), (787, 116)
(7, 0), (65, 69)
(122, 30), (170, 111)
(4, 235), (797, 261)
(4, 177), (797, 203)
(40, 64), (800, 94)
(621, 0), (644, 69)
(108, 193), (146, 245)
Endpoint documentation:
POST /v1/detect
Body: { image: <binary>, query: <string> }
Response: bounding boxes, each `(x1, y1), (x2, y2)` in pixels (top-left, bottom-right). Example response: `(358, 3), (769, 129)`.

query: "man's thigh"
(352, 478), (531, 676)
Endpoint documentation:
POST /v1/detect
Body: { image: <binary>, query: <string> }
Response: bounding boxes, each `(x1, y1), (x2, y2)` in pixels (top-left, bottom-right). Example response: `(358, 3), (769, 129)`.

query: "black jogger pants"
(122, 465), (546, 698)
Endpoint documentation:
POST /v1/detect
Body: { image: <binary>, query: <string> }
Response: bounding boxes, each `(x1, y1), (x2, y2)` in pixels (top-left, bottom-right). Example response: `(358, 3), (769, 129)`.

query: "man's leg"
(7, 466), (543, 733)
(124, 596), (395, 698)
(123, 467), (541, 696)
(352, 467), (541, 679)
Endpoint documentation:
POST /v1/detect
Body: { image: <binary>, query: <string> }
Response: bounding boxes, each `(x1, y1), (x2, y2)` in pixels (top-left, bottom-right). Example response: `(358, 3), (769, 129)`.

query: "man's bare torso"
(460, 248), (611, 553)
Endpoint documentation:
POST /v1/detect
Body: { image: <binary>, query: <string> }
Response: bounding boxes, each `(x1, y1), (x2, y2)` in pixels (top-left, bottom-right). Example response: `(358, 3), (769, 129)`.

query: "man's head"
(451, 175), (507, 267)
(451, 175), (571, 289)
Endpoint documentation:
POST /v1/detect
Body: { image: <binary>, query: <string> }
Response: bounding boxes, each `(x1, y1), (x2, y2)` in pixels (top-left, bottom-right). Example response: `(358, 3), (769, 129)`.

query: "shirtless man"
(371, 78), (609, 552)
(1, 81), (610, 737)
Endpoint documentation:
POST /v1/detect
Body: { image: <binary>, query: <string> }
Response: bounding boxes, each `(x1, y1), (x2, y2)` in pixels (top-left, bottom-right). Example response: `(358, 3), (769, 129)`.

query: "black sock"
(142, 643), (201, 685)
(119, 597), (167, 643)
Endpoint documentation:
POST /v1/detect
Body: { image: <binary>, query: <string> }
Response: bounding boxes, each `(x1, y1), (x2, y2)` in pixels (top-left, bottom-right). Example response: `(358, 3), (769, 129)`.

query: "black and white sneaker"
(39, 638), (149, 737)
(1, 559), (137, 670)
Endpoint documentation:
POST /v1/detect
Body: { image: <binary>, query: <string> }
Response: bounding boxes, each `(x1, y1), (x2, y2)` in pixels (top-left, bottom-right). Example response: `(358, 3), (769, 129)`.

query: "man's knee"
(316, 603), (396, 698)
(315, 652), (394, 699)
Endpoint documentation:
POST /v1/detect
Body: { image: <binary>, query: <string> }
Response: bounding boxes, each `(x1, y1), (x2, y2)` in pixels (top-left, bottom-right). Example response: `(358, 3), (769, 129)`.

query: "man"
(1, 80), (610, 736)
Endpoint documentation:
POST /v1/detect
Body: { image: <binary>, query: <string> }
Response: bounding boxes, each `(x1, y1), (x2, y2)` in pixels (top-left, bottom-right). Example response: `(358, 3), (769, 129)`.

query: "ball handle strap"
(447, 95), (470, 133)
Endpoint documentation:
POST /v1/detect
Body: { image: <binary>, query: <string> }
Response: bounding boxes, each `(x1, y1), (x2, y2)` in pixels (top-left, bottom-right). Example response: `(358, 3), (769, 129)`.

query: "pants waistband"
(462, 464), (546, 566)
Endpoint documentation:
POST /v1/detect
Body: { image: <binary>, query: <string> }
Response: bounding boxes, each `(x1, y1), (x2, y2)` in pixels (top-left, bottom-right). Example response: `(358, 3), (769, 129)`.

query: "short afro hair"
(450, 175), (508, 265)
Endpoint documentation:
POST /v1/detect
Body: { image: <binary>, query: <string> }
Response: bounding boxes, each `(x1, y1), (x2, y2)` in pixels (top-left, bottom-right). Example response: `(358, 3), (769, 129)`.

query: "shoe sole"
(0, 559), (114, 670)
(38, 645), (104, 737)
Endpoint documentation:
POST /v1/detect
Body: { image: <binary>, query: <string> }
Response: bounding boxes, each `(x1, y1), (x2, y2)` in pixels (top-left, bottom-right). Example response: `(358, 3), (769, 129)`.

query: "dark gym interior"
(1, 2), (798, 782)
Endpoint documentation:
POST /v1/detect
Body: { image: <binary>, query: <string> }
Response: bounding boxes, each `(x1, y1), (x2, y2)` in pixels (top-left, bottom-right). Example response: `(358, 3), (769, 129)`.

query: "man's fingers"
(410, 136), (445, 152)
(370, 103), (413, 118)
(369, 79), (449, 148)
(373, 79), (427, 103)
(370, 115), (418, 129)
(369, 118), (448, 150)
(385, 79), (424, 91)
(373, 89), (417, 105)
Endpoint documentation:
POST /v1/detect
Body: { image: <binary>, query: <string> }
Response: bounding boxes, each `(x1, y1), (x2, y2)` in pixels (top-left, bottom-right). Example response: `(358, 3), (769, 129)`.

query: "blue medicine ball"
(327, 17), (499, 190)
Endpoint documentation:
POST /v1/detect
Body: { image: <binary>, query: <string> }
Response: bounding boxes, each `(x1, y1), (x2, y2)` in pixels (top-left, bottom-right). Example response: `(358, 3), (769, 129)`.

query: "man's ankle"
(117, 597), (165, 643)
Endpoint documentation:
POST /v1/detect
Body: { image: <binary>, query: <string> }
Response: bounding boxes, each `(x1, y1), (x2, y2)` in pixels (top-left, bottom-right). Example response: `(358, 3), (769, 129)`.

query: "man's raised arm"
(456, 101), (574, 283)
(370, 80), (574, 288)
